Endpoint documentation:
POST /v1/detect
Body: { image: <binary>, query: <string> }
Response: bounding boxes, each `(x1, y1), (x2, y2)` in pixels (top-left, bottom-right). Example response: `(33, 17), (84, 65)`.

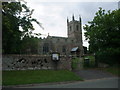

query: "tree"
(84, 8), (120, 65)
(20, 35), (40, 54)
(2, 2), (42, 54)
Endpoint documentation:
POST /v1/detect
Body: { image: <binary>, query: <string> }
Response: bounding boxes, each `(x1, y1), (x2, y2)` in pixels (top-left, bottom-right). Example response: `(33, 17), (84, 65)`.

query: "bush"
(84, 55), (95, 68)
(71, 57), (80, 70)
(95, 49), (119, 66)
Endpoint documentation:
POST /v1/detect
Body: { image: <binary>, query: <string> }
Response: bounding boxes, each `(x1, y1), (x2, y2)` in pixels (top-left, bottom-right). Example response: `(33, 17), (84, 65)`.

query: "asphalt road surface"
(16, 77), (119, 88)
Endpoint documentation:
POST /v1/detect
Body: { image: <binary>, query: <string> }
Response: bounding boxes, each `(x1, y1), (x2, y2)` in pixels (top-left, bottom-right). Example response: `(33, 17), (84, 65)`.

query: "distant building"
(38, 15), (84, 57)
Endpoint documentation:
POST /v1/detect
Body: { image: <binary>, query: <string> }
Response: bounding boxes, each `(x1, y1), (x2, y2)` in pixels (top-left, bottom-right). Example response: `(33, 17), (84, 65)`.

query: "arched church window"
(62, 46), (66, 52)
(43, 43), (49, 54)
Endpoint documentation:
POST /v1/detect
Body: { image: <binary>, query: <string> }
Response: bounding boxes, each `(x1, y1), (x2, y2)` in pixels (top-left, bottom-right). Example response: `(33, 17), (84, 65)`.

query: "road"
(19, 77), (119, 88)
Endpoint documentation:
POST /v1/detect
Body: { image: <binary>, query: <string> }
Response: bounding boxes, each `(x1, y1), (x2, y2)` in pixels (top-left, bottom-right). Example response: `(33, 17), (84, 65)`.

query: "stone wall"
(2, 55), (72, 71)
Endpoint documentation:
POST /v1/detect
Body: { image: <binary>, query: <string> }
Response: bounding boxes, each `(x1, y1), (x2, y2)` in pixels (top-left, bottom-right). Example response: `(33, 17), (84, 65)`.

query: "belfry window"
(76, 25), (79, 31)
(70, 26), (72, 31)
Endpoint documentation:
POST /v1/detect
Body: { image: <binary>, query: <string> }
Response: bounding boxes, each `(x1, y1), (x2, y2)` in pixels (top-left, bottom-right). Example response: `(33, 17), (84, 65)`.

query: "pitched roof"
(50, 36), (67, 39)
(71, 47), (79, 52)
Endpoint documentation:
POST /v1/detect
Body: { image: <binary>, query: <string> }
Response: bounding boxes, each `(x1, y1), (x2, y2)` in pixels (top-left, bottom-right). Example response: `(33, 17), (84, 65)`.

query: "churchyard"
(2, 2), (119, 87)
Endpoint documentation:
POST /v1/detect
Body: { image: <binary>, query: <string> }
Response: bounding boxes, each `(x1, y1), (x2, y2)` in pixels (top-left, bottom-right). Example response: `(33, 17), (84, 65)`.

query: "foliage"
(3, 70), (83, 85)
(20, 35), (40, 54)
(95, 50), (119, 65)
(96, 66), (120, 76)
(84, 55), (95, 62)
(71, 57), (80, 69)
(84, 55), (95, 68)
(84, 8), (120, 65)
(2, 2), (42, 54)
(104, 67), (120, 76)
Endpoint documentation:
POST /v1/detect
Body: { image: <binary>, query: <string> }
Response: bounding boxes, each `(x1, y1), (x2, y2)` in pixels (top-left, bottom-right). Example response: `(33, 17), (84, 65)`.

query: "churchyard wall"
(2, 55), (72, 71)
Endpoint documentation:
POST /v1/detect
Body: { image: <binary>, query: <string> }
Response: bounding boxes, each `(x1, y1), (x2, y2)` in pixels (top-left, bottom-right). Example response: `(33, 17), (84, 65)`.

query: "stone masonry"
(2, 55), (72, 71)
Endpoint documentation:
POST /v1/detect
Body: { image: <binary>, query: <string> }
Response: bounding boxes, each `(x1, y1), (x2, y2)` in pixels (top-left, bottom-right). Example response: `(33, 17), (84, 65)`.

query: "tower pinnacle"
(79, 15), (81, 23)
(67, 17), (69, 23)
(72, 14), (75, 21)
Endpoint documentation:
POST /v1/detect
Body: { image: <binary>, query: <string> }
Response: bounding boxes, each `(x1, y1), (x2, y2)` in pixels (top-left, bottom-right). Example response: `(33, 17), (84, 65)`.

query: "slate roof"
(71, 47), (79, 52)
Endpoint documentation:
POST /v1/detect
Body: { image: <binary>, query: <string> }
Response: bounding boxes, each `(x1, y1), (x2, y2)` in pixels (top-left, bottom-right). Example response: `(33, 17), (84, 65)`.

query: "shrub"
(95, 49), (119, 66)
(84, 55), (95, 68)
(71, 57), (80, 70)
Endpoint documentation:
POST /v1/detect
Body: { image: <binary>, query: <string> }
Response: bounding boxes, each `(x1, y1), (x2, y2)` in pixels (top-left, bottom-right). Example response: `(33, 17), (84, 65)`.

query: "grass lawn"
(3, 70), (83, 86)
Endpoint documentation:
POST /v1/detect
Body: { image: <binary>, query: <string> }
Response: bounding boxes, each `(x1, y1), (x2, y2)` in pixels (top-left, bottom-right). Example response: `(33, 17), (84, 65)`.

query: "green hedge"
(95, 49), (119, 65)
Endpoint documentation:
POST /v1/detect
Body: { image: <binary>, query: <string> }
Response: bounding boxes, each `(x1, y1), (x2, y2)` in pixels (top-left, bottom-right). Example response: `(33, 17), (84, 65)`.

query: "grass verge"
(98, 67), (120, 76)
(3, 70), (83, 86)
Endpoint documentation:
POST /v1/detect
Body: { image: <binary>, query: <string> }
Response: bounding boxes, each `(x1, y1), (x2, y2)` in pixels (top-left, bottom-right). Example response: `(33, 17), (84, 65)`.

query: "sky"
(25, 0), (119, 48)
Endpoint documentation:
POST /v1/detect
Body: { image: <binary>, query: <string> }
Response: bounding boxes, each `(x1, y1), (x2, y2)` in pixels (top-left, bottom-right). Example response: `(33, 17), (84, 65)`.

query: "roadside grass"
(3, 70), (83, 86)
(83, 55), (119, 76)
(97, 67), (120, 76)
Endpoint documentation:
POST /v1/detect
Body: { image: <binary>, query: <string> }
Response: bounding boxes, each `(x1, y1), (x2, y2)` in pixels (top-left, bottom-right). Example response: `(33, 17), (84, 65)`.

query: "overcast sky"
(26, 0), (119, 47)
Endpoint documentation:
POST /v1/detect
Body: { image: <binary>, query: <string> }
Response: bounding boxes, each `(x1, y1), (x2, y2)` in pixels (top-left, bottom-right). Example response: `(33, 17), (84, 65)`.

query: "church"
(38, 15), (84, 57)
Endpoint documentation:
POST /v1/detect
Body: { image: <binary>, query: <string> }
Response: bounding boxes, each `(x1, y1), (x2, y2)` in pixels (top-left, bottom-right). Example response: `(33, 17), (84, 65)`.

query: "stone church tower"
(38, 15), (84, 56)
(67, 15), (84, 55)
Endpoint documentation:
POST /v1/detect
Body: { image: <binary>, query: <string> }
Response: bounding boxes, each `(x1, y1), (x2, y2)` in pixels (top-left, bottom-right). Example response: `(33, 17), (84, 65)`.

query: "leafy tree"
(2, 2), (42, 54)
(84, 8), (120, 65)
(20, 35), (40, 54)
